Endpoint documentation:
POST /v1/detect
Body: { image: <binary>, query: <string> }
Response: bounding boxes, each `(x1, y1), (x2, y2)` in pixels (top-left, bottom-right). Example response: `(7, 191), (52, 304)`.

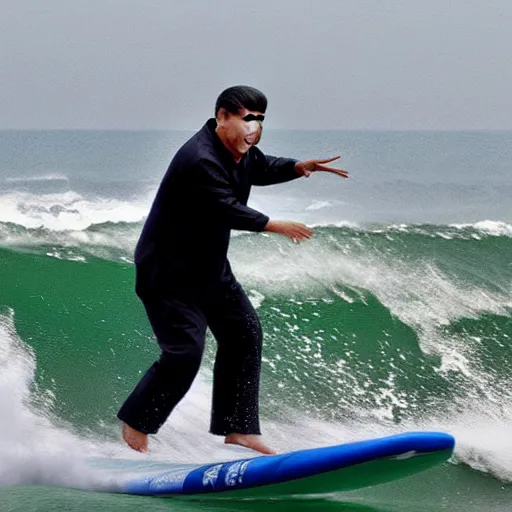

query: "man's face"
(216, 108), (264, 161)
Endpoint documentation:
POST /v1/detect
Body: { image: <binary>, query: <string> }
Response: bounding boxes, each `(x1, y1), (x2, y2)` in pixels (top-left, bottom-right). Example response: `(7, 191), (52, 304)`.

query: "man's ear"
(216, 108), (228, 123)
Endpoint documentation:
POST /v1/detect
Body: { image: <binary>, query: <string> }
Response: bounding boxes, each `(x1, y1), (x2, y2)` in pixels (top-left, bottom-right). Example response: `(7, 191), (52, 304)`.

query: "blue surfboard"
(115, 431), (454, 498)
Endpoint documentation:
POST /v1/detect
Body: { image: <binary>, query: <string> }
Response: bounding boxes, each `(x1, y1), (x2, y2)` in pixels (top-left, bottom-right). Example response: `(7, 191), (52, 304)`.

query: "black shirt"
(135, 118), (299, 292)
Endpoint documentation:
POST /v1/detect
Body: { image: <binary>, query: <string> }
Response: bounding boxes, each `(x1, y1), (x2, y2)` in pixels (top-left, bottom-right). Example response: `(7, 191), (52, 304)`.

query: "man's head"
(215, 85), (267, 117)
(215, 85), (267, 162)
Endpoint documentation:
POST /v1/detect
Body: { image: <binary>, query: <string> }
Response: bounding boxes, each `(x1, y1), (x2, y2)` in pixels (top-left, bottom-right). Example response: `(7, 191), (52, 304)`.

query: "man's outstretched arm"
(295, 156), (349, 179)
(253, 153), (349, 186)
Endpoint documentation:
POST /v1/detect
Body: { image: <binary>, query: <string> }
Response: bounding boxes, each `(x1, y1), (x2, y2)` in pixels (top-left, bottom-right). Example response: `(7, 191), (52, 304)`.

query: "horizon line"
(1, 127), (511, 133)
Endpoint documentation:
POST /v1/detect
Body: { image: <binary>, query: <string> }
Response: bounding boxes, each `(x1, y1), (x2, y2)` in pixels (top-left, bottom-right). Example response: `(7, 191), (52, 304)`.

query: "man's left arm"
(250, 150), (300, 186)
(251, 150), (349, 186)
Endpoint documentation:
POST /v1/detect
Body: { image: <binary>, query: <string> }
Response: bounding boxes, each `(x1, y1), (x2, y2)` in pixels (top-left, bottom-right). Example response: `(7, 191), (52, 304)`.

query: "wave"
(1, 219), (511, 264)
(350, 220), (512, 239)
(0, 221), (141, 262)
(450, 220), (512, 237)
(305, 199), (333, 211)
(0, 190), (150, 231)
(1, 246), (511, 485)
(0, 311), (106, 489)
(0, 206), (512, 486)
(1, 179), (511, 240)
(3, 173), (70, 184)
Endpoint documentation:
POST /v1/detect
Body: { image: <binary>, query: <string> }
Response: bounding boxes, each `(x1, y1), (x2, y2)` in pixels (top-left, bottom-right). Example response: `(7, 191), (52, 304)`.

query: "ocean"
(0, 128), (511, 511)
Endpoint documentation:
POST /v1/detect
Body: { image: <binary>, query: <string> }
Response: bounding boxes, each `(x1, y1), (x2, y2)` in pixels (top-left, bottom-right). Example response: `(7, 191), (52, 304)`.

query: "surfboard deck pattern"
(119, 432), (455, 498)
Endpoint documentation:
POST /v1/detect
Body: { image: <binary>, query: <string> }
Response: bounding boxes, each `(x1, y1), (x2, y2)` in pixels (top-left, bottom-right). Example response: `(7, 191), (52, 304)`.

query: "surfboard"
(113, 431), (454, 498)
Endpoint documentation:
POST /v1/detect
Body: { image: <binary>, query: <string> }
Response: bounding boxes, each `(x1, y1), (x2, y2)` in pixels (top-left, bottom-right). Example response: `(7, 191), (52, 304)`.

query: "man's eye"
(242, 114), (265, 123)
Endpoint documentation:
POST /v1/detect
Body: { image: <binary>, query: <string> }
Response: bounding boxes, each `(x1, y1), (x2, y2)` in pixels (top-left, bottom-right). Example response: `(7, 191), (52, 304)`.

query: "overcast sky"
(2, 0), (511, 130)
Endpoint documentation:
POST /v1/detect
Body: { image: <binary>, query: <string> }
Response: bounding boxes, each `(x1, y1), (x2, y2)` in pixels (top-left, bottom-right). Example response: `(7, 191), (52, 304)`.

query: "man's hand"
(295, 156), (349, 179)
(264, 220), (313, 243)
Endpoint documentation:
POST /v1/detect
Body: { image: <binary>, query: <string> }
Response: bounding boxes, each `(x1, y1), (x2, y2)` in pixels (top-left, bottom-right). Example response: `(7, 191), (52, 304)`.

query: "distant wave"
(0, 190), (150, 231)
(359, 220), (512, 239)
(450, 220), (512, 237)
(4, 173), (69, 183)
(305, 200), (332, 211)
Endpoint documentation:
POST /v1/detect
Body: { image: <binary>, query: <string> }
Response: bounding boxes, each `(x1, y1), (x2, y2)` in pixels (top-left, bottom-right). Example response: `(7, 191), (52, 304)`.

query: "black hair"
(215, 85), (267, 116)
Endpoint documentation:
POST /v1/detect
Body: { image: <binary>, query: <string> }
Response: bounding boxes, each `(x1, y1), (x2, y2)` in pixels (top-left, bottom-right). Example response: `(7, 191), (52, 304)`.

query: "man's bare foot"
(122, 423), (148, 453)
(224, 433), (276, 455)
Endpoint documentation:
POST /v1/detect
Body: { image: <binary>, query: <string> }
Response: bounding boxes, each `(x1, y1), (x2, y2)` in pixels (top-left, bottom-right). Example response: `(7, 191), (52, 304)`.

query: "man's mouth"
(243, 120), (262, 147)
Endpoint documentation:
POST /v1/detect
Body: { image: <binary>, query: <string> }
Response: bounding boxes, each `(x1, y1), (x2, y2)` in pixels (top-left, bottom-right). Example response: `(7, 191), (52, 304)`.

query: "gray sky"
(2, 0), (511, 130)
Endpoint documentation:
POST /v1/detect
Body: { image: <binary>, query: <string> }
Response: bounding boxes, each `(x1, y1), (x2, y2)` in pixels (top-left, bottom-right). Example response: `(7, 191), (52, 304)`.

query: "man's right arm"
(195, 159), (313, 241)
(195, 159), (269, 232)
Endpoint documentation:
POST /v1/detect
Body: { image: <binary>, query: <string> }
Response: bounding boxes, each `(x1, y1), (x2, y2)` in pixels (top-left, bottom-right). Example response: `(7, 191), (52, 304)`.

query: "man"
(118, 85), (348, 454)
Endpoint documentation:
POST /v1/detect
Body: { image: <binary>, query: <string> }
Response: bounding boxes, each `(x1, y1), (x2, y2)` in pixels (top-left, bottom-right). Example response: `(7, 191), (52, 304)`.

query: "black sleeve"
(250, 149), (300, 186)
(195, 158), (269, 232)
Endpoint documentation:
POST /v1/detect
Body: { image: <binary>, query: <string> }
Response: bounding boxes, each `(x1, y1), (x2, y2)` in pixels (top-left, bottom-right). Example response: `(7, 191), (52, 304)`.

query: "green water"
(1, 222), (511, 510)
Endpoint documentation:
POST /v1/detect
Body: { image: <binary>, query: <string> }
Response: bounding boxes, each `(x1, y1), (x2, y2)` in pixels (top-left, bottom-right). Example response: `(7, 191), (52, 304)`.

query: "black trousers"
(117, 279), (263, 436)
